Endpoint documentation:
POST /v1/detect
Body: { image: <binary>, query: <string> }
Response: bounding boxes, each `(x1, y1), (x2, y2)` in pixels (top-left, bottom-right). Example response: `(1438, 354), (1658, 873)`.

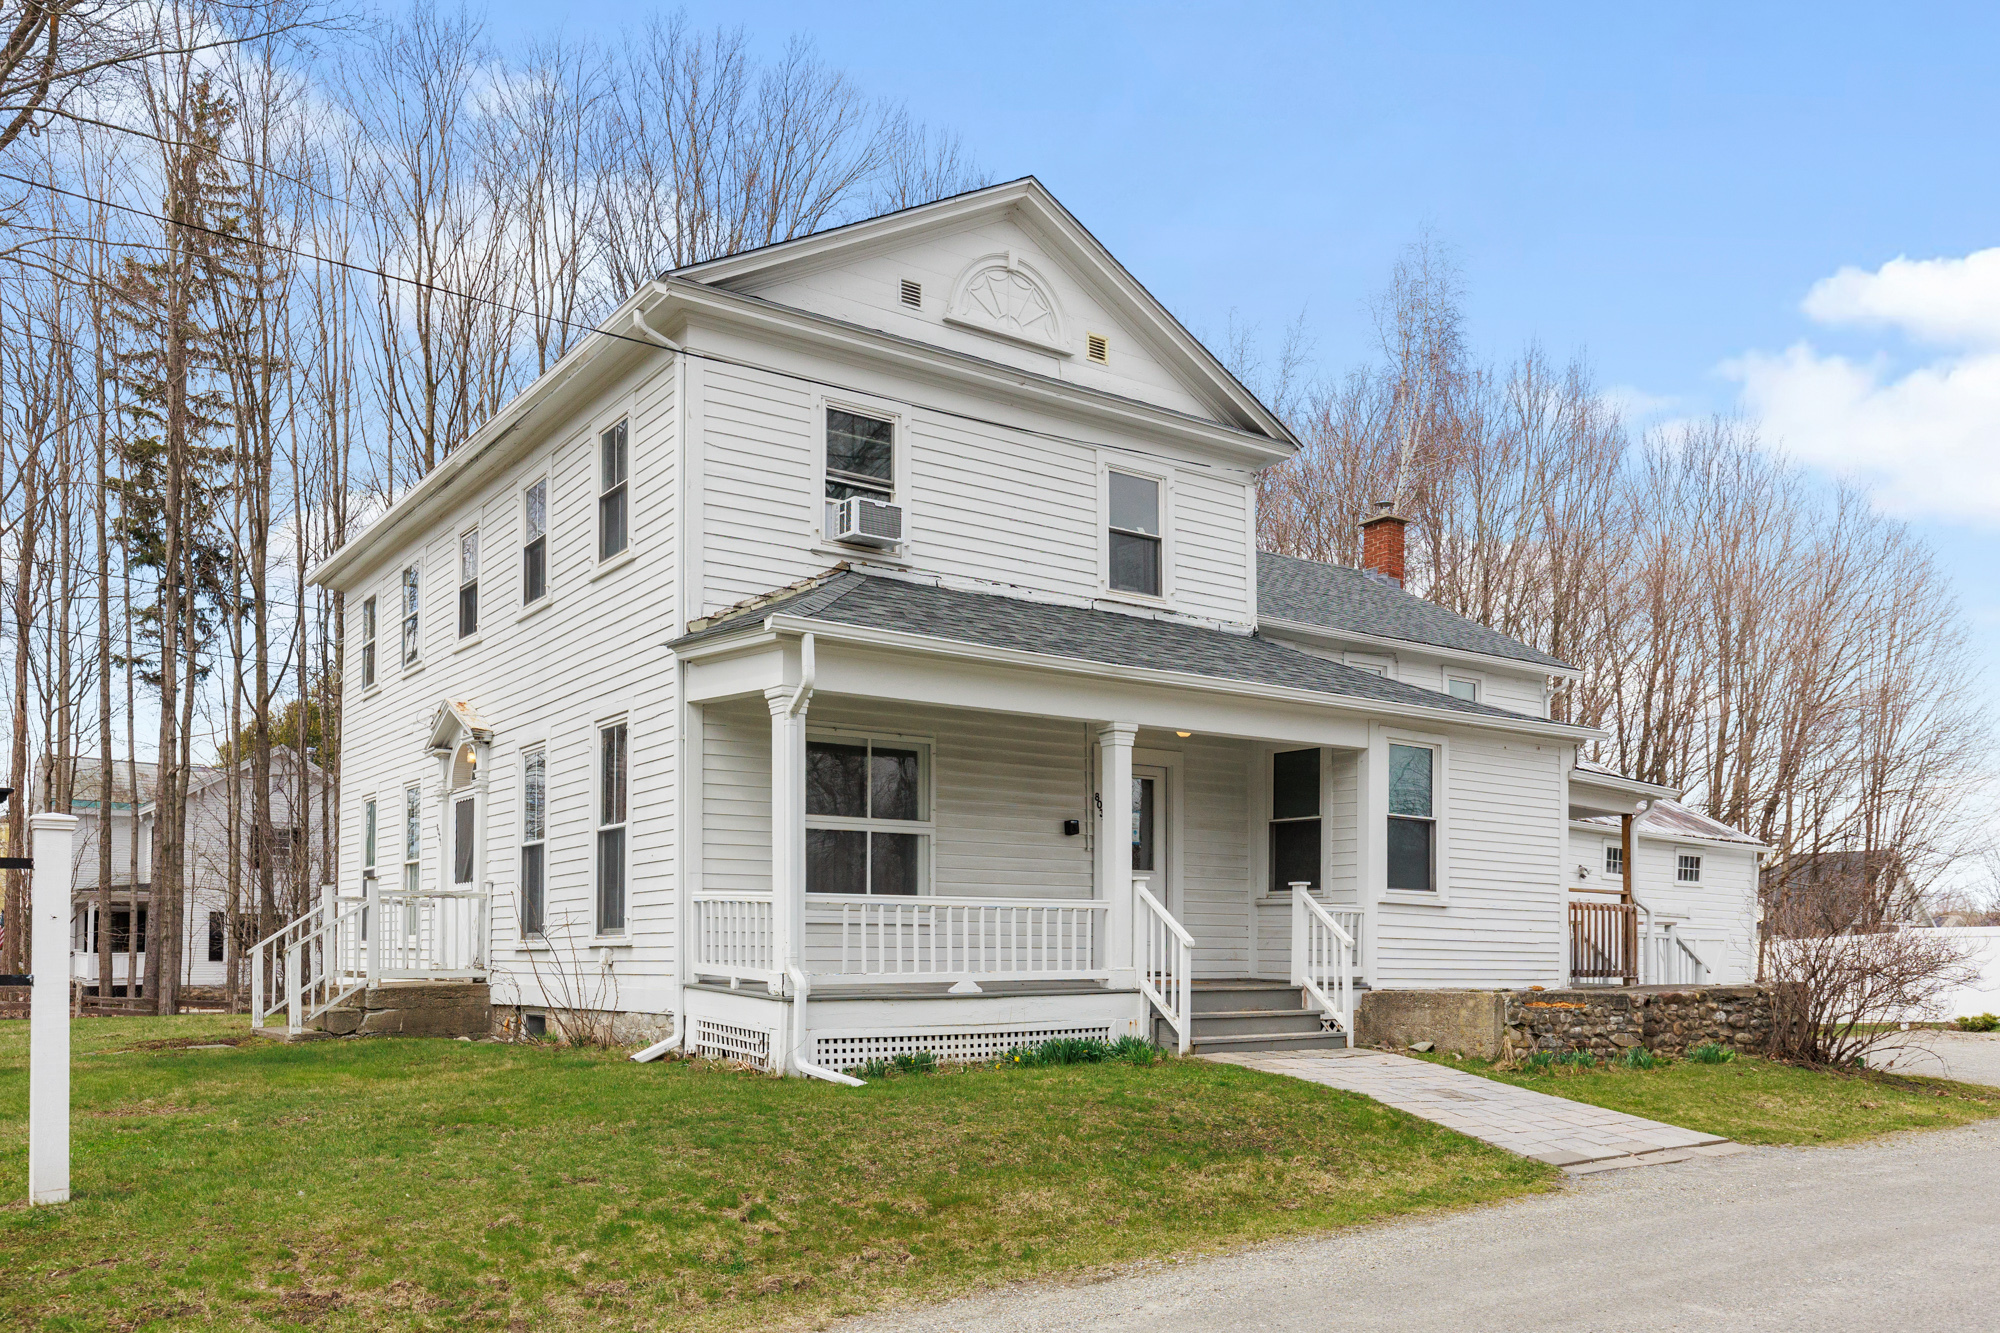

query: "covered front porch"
(677, 622), (1382, 1071)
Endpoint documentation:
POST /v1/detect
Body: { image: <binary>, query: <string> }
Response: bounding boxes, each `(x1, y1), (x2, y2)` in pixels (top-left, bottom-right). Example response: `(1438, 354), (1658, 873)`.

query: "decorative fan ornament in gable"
(945, 251), (1071, 356)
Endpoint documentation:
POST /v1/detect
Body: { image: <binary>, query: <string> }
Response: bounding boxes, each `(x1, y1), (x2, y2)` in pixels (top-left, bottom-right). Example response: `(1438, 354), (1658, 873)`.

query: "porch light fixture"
(1175, 731), (1191, 738)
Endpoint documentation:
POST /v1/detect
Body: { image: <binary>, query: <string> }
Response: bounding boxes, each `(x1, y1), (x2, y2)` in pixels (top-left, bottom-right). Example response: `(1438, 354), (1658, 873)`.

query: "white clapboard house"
(288, 178), (1761, 1070)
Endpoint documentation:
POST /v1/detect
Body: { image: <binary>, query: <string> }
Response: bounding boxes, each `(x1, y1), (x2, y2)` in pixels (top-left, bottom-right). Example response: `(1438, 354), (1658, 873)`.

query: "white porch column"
(764, 686), (809, 994)
(30, 811), (79, 1206)
(1096, 722), (1138, 986)
(1356, 730), (1383, 989)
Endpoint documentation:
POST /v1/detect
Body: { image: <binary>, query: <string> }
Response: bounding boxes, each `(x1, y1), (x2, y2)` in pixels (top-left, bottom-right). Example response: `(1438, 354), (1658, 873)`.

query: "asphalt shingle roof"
(1257, 551), (1573, 670)
(672, 571), (1559, 725)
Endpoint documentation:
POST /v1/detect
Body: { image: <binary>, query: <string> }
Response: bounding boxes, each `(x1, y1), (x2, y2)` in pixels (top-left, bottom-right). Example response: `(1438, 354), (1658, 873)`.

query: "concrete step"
(315, 980), (491, 1038)
(1190, 1029), (1350, 1054)
(1191, 1008), (1330, 1038)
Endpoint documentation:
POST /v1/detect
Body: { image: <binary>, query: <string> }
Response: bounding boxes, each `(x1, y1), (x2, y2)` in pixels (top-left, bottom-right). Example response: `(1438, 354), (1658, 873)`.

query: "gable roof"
(672, 570), (1595, 737)
(1257, 551), (1574, 672)
(669, 177), (1295, 447)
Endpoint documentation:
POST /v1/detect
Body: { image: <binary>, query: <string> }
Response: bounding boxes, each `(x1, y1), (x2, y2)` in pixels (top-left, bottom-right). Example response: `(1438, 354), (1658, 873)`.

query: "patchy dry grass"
(1423, 1050), (2000, 1145)
(0, 1017), (1554, 1331)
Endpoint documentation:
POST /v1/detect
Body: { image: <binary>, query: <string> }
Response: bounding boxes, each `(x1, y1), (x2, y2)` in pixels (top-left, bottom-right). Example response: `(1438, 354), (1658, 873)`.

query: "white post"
(30, 812), (78, 1206)
(364, 874), (382, 985)
(250, 932), (264, 1030)
(764, 687), (806, 990)
(1096, 722), (1138, 987)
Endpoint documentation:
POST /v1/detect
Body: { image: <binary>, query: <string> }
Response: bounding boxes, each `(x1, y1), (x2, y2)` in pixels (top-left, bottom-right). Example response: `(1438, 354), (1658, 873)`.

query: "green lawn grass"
(0, 1018), (1554, 1332)
(1421, 1050), (2000, 1145)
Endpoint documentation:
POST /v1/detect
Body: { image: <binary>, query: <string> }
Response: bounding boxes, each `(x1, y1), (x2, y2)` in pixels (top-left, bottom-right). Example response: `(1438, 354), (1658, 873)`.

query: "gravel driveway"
(1877, 1030), (2000, 1087)
(832, 1118), (2000, 1333)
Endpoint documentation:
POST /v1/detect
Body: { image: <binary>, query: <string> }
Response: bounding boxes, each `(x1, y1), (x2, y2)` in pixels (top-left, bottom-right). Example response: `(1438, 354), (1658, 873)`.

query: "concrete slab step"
(1190, 1030), (1350, 1054)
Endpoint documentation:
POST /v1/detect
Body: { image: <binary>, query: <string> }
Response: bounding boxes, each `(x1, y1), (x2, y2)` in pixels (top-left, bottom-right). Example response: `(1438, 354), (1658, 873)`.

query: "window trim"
(1444, 674), (1481, 703)
(399, 563), (422, 669)
(1379, 733), (1450, 902)
(595, 717), (630, 935)
(802, 725), (936, 897)
(1676, 850), (1703, 884)
(596, 417), (630, 564)
(1604, 842), (1624, 877)
(402, 783), (423, 897)
(362, 795), (377, 877)
(359, 595), (377, 690)
(457, 526), (480, 640)
(816, 394), (905, 543)
(521, 469), (550, 606)
(1100, 457), (1172, 604)
(520, 745), (547, 937)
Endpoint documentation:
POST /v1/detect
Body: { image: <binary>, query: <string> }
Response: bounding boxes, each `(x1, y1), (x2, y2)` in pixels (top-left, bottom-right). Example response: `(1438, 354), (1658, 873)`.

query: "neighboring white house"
(61, 749), (330, 997)
(302, 177), (1762, 1068)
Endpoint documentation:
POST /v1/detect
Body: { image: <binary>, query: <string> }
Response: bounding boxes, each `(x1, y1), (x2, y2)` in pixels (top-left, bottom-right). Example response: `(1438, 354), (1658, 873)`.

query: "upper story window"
(806, 736), (929, 895)
(1387, 743), (1436, 892)
(522, 478), (548, 604)
(1677, 852), (1702, 883)
(598, 419), (629, 561)
(826, 408), (894, 502)
(1107, 470), (1161, 596)
(1604, 843), (1624, 876)
(400, 565), (421, 667)
(1446, 677), (1479, 702)
(359, 596), (377, 688)
(1269, 748), (1320, 894)
(458, 530), (479, 638)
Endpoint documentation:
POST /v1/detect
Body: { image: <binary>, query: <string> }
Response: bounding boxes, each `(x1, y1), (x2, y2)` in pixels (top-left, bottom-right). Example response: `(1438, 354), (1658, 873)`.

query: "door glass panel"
(1131, 776), (1156, 873)
(453, 797), (475, 884)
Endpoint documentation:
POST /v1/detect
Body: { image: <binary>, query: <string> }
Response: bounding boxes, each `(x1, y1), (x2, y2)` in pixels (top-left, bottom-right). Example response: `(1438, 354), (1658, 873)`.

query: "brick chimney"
(1359, 500), (1406, 586)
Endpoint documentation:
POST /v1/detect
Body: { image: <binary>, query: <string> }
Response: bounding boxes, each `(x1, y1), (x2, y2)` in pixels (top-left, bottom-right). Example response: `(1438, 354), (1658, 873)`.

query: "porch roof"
(672, 570), (1567, 727)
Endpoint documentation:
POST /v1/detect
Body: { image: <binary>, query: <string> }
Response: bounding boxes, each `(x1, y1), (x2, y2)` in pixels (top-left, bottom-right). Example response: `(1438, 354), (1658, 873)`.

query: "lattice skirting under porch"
(694, 1018), (775, 1070)
(814, 1024), (1112, 1070)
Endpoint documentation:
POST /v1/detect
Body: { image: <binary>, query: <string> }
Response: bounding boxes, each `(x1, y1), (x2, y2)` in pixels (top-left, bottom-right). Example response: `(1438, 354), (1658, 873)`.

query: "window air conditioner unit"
(832, 496), (903, 548)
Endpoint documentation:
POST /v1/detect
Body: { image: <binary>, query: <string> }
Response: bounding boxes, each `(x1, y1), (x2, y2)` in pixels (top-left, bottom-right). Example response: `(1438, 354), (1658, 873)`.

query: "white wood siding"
(1568, 825), (1759, 984)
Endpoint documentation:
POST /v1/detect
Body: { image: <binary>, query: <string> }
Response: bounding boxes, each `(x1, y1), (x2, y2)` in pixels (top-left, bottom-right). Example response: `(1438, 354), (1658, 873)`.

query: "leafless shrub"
(517, 910), (621, 1048)
(1767, 928), (1977, 1068)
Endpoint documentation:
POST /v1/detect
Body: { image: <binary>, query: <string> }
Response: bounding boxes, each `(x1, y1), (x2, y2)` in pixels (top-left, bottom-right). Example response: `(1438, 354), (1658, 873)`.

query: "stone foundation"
(318, 981), (492, 1038)
(491, 1004), (675, 1047)
(1357, 984), (1774, 1062)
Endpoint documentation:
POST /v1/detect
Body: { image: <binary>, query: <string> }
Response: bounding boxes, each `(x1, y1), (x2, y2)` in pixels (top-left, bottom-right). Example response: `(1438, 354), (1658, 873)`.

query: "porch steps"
(1164, 980), (1352, 1054)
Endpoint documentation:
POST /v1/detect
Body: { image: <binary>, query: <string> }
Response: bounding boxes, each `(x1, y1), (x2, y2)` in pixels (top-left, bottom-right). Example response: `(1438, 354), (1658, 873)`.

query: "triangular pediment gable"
(670, 178), (1292, 444)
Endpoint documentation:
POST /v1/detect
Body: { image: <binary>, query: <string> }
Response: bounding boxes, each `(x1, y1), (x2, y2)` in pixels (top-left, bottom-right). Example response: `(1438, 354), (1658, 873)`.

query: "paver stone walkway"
(1205, 1047), (1742, 1173)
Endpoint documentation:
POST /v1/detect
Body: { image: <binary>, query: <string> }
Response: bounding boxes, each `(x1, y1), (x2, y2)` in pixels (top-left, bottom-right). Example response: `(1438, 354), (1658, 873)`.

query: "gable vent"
(1086, 332), (1109, 363)
(899, 278), (922, 309)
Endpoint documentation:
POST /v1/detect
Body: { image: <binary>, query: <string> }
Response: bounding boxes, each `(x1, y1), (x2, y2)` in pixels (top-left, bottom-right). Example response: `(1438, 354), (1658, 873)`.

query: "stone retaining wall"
(1356, 984), (1774, 1062)
(1503, 985), (1772, 1060)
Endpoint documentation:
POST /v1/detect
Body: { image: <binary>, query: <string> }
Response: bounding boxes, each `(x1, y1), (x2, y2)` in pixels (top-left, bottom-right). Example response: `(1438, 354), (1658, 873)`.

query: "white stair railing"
(250, 888), (368, 1035)
(1135, 878), (1193, 1054)
(1289, 883), (1355, 1040)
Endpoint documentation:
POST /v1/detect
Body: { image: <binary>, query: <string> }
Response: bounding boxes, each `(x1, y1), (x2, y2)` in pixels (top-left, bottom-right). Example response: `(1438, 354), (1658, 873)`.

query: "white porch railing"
(1290, 883), (1355, 1040)
(692, 895), (779, 988)
(251, 881), (490, 1033)
(1136, 878), (1193, 1054)
(1642, 917), (1710, 986)
(250, 890), (367, 1035)
(820, 894), (1108, 983)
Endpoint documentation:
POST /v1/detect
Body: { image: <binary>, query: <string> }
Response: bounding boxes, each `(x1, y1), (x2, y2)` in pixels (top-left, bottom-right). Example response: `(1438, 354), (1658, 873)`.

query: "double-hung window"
(805, 736), (928, 895)
(521, 747), (546, 936)
(400, 565), (421, 666)
(208, 911), (225, 963)
(403, 785), (422, 895)
(360, 596), (377, 688)
(1677, 852), (1702, 883)
(1387, 743), (1437, 892)
(598, 420), (629, 561)
(522, 478), (548, 604)
(597, 722), (628, 932)
(824, 407), (894, 535)
(1108, 470), (1162, 596)
(1269, 748), (1321, 893)
(363, 798), (377, 880)
(458, 530), (479, 638)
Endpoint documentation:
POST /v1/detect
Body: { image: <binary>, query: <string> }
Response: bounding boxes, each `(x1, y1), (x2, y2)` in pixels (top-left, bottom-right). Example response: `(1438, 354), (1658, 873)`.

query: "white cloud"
(1724, 248), (2000, 524)
(1803, 248), (2000, 347)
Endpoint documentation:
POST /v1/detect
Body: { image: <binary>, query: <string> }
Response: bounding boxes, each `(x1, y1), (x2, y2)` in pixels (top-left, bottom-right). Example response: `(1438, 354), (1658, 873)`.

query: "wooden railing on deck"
(1569, 900), (1638, 984)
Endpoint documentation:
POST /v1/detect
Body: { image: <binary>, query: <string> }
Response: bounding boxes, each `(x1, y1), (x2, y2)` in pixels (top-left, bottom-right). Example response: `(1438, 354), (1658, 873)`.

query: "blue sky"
(487, 1), (2000, 666)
